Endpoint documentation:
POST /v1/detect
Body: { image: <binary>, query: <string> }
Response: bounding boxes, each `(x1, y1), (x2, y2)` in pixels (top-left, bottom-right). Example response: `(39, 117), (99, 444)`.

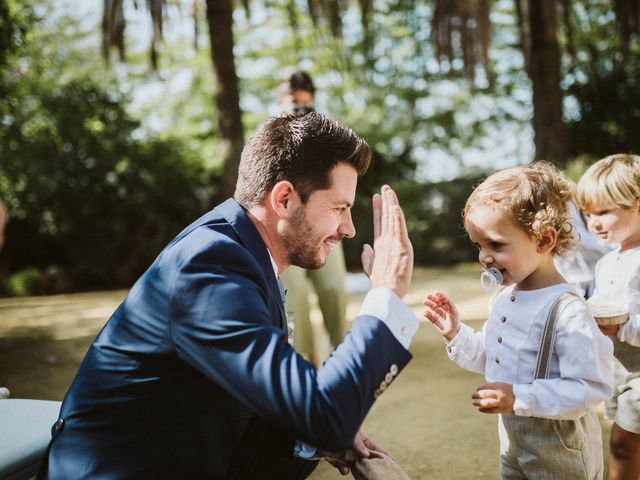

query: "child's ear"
(536, 227), (558, 254)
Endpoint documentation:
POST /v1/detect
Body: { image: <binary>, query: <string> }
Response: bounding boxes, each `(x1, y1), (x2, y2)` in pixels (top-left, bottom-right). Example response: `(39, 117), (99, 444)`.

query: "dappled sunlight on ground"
(0, 264), (612, 479)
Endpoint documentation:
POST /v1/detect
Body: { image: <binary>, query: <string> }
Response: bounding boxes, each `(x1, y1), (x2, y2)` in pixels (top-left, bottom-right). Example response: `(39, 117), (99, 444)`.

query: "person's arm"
(172, 186), (415, 453)
(423, 291), (487, 374)
(510, 300), (613, 420)
(444, 322), (487, 374)
(617, 264), (640, 346)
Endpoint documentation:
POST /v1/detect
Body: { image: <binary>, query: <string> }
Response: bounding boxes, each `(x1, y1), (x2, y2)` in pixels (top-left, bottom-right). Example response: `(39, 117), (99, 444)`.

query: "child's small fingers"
(423, 299), (440, 309)
(478, 407), (499, 415)
(472, 388), (496, 400)
(472, 397), (496, 408)
(422, 310), (439, 322)
(423, 293), (440, 303)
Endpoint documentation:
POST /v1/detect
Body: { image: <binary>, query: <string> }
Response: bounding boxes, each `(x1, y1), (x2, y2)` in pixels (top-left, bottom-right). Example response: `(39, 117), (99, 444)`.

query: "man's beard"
(283, 205), (335, 269)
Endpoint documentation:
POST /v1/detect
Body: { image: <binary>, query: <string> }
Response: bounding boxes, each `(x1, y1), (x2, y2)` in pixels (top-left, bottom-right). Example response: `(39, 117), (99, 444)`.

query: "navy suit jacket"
(41, 198), (412, 479)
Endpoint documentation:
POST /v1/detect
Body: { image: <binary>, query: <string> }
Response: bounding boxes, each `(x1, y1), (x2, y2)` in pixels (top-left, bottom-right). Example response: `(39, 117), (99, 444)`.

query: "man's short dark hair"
(234, 113), (371, 207)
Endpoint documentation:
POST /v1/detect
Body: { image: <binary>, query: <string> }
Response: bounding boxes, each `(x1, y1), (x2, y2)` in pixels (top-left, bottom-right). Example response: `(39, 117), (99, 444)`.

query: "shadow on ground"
(0, 265), (612, 479)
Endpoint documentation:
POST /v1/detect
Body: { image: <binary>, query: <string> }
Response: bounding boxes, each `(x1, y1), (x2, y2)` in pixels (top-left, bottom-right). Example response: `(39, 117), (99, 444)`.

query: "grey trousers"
(498, 410), (603, 479)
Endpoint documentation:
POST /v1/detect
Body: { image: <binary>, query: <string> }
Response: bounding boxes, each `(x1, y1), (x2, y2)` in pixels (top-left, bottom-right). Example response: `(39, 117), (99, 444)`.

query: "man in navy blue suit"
(39, 113), (418, 479)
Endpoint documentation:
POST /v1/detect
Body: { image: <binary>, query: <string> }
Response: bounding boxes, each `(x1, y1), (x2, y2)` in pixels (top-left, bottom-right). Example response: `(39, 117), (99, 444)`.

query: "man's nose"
(339, 210), (356, 239)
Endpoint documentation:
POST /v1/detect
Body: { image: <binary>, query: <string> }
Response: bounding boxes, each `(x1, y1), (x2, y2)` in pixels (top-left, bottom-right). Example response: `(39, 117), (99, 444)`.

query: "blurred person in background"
(554, 201), (613, 298)
(277, 70), (349, 366)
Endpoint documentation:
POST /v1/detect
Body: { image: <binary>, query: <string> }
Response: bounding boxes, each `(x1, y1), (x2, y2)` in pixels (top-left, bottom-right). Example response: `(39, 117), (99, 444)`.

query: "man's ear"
(537, 227), (558, 254)
(270, 181), (299, 218)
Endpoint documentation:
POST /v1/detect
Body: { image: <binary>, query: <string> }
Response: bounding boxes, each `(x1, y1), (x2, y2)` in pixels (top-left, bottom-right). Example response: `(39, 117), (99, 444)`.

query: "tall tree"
(521, 0), (565, 164)
(102, 0), (243, 196)
(205, 0), (243, 196)
(433, 0), (566, 165)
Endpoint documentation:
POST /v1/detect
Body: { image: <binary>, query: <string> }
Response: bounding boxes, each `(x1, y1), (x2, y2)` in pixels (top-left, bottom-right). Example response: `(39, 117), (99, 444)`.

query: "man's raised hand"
(361, 185), (413, 299)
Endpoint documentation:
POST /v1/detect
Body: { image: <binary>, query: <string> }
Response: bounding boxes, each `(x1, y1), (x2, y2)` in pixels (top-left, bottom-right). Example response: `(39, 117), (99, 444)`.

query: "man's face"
(283, 163), (357, 269)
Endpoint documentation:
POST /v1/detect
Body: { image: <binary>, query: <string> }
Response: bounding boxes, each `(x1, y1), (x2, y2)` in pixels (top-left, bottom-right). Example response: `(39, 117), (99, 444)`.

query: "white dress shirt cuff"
(444, 323), (474, 355)
(293, 440), (320, 460)
(512, 384), (533, 417)
(358, 287), (418, 350)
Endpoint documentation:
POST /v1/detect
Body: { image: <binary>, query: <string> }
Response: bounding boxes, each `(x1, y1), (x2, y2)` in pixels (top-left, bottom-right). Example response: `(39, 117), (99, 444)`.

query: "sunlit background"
(3, 0), (638, 295)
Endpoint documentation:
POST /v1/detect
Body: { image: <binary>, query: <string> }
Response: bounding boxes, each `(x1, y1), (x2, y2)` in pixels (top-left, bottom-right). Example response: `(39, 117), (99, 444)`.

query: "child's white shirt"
(446, 283), (613, 420)
(592, 245), (640, 346)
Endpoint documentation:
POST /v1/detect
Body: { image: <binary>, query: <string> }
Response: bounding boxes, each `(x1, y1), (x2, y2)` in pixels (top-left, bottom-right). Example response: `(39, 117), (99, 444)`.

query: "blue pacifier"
(480, 267), (503, 291)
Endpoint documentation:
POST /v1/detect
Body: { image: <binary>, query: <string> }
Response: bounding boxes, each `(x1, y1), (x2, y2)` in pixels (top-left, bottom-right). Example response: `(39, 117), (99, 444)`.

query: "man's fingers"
(372, 193), (381, 240)
(351, 440), (370, 458)
(325, 458), (351, 476)
(361, 244), (374, 277)
(381, 186), (391, 235)
(397, 204), (409, 238)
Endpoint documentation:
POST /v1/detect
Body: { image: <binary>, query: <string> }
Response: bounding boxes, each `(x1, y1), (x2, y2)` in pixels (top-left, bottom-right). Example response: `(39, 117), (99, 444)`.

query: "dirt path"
(0, 264), (612, 479)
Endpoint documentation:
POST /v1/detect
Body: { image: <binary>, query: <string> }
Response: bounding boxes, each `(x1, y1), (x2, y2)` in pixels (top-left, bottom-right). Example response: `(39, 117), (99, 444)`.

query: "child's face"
(584, 202), (640, 251)
(465, 205), (552, 290)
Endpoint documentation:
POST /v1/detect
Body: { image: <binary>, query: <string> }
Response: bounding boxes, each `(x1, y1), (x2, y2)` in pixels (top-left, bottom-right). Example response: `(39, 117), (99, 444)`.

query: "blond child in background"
(576, 154), (640, 480)
(423, 162), (613, 479)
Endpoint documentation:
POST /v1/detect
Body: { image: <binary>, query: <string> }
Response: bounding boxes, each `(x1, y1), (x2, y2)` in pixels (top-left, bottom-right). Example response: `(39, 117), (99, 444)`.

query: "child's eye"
(490, 242), (503, 249)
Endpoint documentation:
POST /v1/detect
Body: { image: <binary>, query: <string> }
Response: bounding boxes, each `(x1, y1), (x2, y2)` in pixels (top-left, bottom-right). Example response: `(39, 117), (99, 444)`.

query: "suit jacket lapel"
(215, 199), (288, 332)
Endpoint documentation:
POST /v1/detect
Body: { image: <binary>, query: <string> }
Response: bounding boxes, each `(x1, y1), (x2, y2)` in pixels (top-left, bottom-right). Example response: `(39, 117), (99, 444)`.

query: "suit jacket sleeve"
(168, 232), (412, 451)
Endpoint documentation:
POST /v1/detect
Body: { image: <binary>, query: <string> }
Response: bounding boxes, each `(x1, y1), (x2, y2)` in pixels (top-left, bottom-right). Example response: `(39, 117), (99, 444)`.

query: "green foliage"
(0, 3), (216, 294)
(0, 77), (215, 291)
(6, 267), (43, 296)
(563, 1), (640, 161)
(3, 0), (640, 295)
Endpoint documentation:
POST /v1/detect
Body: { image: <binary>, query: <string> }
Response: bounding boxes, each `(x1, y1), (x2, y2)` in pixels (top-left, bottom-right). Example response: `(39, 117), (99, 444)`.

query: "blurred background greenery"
(1, 0), (639, 296)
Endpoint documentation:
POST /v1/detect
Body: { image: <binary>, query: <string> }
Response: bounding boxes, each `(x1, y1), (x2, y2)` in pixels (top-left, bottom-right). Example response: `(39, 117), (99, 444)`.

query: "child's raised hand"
(422, 291), (460, 341)
(472, 382), (515, 414)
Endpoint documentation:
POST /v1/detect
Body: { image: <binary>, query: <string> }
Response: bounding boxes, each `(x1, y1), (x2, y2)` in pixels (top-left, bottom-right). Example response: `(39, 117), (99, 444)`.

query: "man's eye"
(336, 207), (346, 214)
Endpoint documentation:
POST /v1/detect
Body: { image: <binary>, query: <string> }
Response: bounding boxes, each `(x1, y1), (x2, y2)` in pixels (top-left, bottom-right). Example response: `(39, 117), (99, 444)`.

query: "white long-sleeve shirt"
(446, 283), (613, 420)
(591, 246), (640, 347)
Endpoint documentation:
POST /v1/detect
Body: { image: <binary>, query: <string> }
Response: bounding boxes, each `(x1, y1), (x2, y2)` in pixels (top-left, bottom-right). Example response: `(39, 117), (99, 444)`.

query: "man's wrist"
(359, 287), (418, 350)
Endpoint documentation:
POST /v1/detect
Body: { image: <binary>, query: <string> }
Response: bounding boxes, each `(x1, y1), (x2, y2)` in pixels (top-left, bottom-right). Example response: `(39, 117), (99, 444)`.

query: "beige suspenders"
(534, 292), (580, 380)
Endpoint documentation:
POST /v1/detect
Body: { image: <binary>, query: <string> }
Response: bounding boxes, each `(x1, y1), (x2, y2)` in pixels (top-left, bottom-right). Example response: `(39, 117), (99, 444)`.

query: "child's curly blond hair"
(463, 161), (576, 257)
(575, 154), (640, 212)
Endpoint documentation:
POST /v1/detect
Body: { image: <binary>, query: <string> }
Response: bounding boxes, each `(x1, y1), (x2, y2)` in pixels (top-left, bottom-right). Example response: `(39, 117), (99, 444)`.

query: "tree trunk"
(528, 0), (566, 166)
(206, 0), (244, 197)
